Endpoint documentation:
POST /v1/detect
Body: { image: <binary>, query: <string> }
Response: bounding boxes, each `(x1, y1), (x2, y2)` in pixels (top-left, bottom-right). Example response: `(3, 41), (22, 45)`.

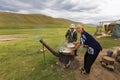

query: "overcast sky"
(0, 0), (120, 24)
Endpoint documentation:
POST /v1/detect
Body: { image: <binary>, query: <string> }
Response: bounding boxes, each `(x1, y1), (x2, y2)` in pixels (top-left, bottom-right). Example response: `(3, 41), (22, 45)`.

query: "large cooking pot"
(58, 47), (71, 55)
(58, 43), (75, 55)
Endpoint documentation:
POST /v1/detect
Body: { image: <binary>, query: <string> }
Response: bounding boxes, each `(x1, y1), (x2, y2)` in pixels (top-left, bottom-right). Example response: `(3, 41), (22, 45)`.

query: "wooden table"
(100, 55), (115, 70)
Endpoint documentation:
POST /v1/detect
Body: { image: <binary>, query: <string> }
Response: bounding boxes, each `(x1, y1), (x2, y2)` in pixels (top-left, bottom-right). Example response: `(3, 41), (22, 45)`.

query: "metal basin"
(58, 47), (71, 55)
(67, 43), (75, 48)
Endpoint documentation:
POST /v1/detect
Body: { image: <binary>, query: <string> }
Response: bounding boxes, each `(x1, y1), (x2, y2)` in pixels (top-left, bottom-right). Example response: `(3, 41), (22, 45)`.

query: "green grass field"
(0, 27), (120, 80)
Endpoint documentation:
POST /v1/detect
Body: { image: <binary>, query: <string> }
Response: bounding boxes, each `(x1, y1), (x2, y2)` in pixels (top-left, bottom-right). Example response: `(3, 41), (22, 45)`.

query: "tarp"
(112, 21), (120, 38)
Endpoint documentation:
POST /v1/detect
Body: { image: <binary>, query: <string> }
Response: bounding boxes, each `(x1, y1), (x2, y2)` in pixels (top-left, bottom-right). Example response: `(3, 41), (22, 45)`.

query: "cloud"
(0, 0), (120, 24)
(0, 0), (33, 12)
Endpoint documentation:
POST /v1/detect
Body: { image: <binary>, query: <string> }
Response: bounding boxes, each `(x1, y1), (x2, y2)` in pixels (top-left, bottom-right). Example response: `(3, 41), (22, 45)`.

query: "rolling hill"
(0, 12), (79, 29)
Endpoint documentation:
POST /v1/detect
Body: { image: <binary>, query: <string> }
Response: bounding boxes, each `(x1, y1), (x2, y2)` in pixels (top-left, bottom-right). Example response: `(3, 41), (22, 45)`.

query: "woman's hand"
(70, 50), (74, 55)
(73, 42), (78, 45)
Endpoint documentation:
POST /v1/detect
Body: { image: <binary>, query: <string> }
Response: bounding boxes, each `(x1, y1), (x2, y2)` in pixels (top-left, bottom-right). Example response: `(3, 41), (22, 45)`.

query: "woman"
(70, 24), (102, 74)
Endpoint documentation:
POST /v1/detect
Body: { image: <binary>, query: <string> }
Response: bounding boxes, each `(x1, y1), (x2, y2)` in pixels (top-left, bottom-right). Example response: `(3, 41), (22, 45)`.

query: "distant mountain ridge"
(86, 24), (97, 27)
(0, 12), (79, 29)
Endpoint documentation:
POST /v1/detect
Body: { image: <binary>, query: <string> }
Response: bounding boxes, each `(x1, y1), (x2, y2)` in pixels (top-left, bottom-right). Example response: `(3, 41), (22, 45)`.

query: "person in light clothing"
(65, 24), (78, 56)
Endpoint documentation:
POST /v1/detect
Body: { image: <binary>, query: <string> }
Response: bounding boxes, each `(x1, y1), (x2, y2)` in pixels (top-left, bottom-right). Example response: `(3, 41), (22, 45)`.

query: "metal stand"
(42, 44), (45, 63)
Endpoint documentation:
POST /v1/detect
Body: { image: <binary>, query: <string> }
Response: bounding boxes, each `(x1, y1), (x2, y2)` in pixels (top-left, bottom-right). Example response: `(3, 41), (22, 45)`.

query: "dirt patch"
(73, 47), (120, 80)
(0, 34), (27, 42)
(0, 38), (21, 42)
(96, 32), (111, 38)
